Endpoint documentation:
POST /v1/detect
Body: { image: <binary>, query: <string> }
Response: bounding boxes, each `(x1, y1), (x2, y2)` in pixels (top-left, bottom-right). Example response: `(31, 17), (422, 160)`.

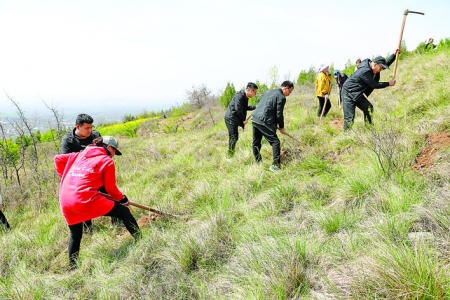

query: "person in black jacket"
(334, 70), (348, 107)
(61, 114), (101, 154)
(224, 82), (258, 158)
(424, 38), (437, 52)
(341, 50), (399, 130)
(251, 81), (294, 173)
(60, 113), (101, 232)
(0, 193), (11, 230)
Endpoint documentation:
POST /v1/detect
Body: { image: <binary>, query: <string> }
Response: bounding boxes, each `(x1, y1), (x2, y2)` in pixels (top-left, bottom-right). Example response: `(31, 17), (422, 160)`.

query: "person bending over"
(224, 82), (258, 158)
(54, 136), (141, 270)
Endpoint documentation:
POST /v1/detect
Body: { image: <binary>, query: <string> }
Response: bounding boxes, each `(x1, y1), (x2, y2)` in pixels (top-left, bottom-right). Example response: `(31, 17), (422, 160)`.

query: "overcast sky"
(1, 0), (448, 116)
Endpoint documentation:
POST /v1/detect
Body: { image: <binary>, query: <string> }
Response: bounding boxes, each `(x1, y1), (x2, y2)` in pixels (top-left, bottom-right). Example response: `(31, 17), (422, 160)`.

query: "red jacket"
(54, 146), (124, 225)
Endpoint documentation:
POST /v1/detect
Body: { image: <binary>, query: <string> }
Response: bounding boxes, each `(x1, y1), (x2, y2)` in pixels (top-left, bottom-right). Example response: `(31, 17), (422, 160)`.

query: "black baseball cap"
(373, 56), (389, 70)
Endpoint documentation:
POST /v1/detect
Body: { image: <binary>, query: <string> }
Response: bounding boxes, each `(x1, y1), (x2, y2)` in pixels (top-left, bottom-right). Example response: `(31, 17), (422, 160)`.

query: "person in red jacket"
(54, 136), (141, 270)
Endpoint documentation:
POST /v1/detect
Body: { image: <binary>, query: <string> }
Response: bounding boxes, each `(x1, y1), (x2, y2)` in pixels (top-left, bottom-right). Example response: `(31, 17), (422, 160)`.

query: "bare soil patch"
(330, 118), (344, 130)
(414, 131), (450, 170)
(137, 212), (165, 227)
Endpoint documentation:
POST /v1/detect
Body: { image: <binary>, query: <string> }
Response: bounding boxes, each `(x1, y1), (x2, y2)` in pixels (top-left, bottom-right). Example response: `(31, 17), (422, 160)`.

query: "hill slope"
(1, 46), (450, 299)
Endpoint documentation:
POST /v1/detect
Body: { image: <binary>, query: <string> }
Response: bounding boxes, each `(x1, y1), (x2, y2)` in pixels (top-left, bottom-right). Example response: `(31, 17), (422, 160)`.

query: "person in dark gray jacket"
(341, 51), (398, 130)
(251, 81), (294, 172)
(60, 113), (101, 232)
(224, 82), (258, 158)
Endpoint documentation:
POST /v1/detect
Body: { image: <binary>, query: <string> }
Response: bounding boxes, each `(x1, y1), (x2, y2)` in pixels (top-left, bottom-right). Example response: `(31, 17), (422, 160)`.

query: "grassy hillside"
(1, 46), (450, 299)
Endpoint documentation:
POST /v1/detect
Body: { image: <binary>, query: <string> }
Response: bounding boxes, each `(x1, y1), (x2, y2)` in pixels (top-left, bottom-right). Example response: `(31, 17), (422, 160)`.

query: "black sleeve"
(276, 95), (286, 129)
(60, 134), (72, 154)
(233, 93), (247, 124)
(360, 70), (389, 90)
(386, 53), (396, 66)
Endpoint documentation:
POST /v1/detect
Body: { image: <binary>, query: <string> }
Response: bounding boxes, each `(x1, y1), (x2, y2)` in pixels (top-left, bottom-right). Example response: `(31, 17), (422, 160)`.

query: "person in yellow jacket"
(315, 64), (333, 117)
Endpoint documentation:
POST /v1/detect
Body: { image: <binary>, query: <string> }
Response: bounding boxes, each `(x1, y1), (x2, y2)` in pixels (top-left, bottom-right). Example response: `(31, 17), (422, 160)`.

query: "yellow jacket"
(315, 71), (333, 97)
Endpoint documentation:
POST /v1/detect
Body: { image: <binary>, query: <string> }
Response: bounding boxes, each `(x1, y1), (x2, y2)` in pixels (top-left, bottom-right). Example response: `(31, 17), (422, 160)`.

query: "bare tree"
(6, 93), (42, 193)
(0, 122), (25, 185)
(41, 97), (66, 151)
(186, 84), (213, 109)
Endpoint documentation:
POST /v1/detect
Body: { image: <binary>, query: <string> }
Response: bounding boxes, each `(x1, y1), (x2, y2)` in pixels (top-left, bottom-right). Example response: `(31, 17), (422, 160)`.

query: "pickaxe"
(392, 9), (425, 79)
(99, 192), (180, 219)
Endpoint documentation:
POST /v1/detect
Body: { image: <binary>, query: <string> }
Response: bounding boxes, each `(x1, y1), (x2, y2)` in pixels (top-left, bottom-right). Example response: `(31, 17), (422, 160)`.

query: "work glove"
(324, 94), (329, 101)
(119, 195), (130, 207)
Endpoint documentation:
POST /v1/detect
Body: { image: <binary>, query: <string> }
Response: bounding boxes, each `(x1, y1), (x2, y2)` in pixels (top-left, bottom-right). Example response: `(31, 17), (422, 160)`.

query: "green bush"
(40, 129), (58, 142)
(252, 81), (268, 105)
(171, 103), (190, 117)
(219, 82), (236, 109)
(123, 113), (137, 123)
(438, 37), (450, 50)
(0, 139), (20, 164)
(340, 59), (356, 76)
(296, 67), (316, 85)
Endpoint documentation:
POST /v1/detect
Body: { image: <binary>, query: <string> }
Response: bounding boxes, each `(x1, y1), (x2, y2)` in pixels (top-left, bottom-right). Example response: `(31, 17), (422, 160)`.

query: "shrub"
(219, 82), (236, 109)
(122, 113), (137, 123)
(354, 119), (412, 179)
(251, 81), (268, 105)
(296, 67), (316, 86)
(40, 129), (58, 142)
(171, 103), (190, 117)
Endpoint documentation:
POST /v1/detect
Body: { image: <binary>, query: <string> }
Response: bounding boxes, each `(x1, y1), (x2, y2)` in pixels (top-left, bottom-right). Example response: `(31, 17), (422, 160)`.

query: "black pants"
(82, 220), (93, 233)
(68, 202), (141, 268)
(97, 186), (121, 227)
(342, 89), (373, 130)
(0, 210), (10, 229)
(225, 119), (239, 157)
(252, 122), (281, 166)
(317, 96), (331, 117)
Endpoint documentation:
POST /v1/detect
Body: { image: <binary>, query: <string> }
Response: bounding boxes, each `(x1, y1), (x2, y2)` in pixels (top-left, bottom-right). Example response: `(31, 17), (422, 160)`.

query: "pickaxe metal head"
(404, 9), (425, 16)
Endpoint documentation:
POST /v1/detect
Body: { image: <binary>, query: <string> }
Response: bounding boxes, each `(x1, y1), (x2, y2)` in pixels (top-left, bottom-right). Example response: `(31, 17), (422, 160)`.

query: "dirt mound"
(330, 118), (344, 130)
(280, 148), (304, 167)
(137, 212), (165, 227)
(414, 131), (450, 170)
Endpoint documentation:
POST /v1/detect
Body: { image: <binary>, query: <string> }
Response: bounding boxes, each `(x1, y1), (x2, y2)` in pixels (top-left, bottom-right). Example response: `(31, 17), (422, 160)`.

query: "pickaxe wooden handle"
(277, 128), (302, 145)
(392, 9), (425, 79)
(320, 75), (333, 119)
(245, 112), (253, 122)
(99, 192), (180, 219)
(320, 95), (329, 120)
(128, 202), (180, 219)
(285, 132), (301, 144)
